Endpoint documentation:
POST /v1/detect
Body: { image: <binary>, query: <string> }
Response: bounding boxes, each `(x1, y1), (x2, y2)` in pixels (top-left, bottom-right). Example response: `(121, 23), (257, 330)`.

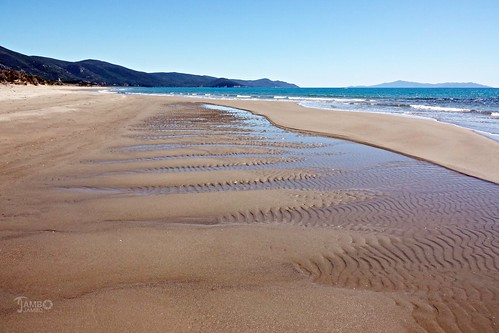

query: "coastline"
(1, 85), (498, 332)
(2, 85), (498, 182)
(110, 86), (499, 143)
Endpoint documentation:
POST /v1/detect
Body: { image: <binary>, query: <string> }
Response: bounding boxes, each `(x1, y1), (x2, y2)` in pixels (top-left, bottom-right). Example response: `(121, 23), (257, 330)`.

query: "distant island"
(0, 45), (298, 88)
(355, 80), (491, 88)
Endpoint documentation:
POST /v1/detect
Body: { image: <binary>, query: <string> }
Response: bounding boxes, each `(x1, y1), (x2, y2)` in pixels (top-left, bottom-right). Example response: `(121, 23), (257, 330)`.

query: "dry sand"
(0, 85), (498, 333)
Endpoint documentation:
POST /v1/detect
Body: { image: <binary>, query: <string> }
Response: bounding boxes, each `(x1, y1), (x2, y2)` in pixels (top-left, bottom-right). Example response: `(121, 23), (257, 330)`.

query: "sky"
(1, 0), (498, 87)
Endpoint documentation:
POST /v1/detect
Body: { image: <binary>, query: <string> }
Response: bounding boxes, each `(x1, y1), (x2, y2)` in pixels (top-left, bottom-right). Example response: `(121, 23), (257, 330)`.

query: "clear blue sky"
(1, 0), (498, 87)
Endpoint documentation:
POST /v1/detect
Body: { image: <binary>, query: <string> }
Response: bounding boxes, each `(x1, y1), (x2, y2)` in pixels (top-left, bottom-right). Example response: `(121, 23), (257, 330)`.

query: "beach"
(0, 85), (498, 333)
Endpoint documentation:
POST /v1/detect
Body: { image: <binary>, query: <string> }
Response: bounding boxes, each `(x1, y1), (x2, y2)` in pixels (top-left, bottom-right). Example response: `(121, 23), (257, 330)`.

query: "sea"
(107, 87), (499, 141)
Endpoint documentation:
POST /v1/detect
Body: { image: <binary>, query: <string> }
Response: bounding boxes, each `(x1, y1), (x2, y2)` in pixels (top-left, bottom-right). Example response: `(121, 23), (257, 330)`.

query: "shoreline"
(300, 102), (499, 142)
(107, 87), (499, 142)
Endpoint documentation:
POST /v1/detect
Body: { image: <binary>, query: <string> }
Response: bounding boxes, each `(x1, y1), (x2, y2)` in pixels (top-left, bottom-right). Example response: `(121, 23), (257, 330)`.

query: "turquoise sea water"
(109, 87), (499, 140)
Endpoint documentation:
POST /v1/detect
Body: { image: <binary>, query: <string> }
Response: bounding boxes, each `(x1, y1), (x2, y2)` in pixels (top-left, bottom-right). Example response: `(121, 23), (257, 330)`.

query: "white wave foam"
(491, 112), (499, 117)
(287, 97), (367, 103)
(410, 104), (471, 112)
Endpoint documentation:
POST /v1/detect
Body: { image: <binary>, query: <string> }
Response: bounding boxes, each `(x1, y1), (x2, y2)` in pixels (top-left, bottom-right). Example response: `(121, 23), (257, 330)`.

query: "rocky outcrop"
(0, 69), (52, 85)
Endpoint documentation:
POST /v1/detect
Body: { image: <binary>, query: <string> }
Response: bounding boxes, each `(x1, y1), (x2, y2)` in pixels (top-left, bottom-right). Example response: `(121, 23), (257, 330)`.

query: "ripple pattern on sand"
(60, 102), (498, 333)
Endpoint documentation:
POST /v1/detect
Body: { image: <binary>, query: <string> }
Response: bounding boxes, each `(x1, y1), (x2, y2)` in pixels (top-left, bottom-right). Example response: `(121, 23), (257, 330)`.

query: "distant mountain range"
(357, 80), (491, 88)
(0, 46), (298, 88)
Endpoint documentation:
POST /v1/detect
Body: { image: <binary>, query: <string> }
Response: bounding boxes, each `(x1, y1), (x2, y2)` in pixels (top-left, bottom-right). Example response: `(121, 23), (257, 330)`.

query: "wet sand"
(0, 86), (498, 332)
(202, 100), (499, 184)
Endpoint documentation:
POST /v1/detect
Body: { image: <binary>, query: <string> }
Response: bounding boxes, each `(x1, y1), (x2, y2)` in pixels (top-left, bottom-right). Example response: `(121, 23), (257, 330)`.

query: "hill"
(361, 80), (490, 88)
(0, 46), (298, 88)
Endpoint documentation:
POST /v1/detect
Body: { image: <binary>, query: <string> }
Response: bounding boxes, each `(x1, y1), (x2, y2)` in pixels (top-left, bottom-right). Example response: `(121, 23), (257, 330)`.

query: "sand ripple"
(56, 102), (499, 332)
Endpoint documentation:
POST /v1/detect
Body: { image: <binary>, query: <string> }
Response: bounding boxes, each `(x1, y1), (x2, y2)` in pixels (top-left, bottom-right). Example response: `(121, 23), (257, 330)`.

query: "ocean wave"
(491, 112), (499, 117)
(287, 97), (368, 103)
(410, 104), (472, 112)
(376, 102), (410, 108)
